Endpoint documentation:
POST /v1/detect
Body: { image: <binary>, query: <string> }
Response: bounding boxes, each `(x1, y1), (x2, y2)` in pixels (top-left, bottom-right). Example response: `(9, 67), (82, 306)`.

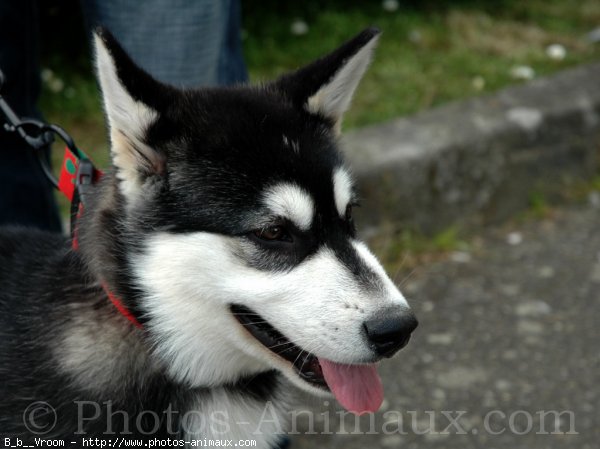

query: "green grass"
(243, 0), (600, 127)
(527, 191), (551, 218)
(369, 224), (471, 274)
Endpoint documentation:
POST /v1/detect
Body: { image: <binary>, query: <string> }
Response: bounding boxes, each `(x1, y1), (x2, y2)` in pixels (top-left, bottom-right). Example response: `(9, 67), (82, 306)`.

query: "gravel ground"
(289, 201), (599, 449)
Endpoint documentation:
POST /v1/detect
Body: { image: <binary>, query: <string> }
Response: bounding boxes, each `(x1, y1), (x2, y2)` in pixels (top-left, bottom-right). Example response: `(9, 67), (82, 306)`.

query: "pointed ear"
(94, 28), (167, 202)
(275, 27), (380, 133)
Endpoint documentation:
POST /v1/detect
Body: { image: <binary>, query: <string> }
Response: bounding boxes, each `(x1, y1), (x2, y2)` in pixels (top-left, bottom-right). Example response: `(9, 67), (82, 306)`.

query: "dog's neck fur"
(77, 174), (140, 313)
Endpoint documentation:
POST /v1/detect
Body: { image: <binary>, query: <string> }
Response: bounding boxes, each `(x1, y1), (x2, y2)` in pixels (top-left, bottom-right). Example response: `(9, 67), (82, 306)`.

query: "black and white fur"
(0, 28), (415, 446)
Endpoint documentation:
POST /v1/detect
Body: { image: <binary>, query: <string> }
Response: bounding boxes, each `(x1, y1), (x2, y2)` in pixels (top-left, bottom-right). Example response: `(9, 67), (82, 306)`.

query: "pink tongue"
(318, 358), (383, 415)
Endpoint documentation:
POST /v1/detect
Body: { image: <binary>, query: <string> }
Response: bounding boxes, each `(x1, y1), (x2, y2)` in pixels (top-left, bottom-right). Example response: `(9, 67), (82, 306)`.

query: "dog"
(0, 27), (417, 447)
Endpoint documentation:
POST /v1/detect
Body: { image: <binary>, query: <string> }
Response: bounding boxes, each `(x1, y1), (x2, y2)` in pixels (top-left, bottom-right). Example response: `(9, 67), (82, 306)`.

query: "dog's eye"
(254, 225), (292, 242)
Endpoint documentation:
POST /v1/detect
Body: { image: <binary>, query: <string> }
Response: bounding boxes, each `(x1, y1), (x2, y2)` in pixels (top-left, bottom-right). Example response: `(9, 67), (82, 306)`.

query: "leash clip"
(1, 67), (85, 191)
(69, 158), (96, 240)
(75, 158), (94, 205)
(2, 67), (102, 241)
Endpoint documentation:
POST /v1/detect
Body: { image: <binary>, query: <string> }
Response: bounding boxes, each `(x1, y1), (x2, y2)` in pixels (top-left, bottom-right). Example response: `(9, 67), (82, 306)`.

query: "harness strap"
(103, 282), (144, 329)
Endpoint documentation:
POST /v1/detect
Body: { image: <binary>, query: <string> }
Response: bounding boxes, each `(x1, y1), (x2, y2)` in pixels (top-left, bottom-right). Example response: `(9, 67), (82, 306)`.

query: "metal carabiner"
(1, 67), (80, 190)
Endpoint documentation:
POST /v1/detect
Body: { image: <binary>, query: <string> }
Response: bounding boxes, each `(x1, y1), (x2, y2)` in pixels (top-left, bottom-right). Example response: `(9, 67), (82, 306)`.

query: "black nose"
(363, 308), (418, 358)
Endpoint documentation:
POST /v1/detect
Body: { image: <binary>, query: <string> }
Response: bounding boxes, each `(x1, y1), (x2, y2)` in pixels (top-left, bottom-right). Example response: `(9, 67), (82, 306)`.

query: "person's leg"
(0, 1), (61, 232)
(217, 0), (247, 85)
(80, 0), (247, 87)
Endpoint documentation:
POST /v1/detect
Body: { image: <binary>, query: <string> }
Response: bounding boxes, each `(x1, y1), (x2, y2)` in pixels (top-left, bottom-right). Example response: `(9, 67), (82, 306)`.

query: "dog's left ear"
(276, 27), (380, 133)
(94, 27), (169, 203)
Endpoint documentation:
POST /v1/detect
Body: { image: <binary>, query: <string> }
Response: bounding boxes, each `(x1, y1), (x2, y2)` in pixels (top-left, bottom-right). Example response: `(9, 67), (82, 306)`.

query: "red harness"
(58, 146), (143, 330)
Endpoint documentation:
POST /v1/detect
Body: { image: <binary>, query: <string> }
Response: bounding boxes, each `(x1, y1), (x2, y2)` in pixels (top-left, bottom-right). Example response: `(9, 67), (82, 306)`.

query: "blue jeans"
(80, 0), (247, 87)
(0, 0), (247, 231)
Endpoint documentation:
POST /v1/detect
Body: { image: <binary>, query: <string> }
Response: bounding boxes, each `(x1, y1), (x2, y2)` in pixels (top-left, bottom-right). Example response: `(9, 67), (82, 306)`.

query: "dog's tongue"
(318, 358), (383, 415)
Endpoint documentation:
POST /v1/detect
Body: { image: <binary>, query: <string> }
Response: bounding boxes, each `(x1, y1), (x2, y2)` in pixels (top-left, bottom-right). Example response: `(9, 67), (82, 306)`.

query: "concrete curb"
(344, 62), (600, 234)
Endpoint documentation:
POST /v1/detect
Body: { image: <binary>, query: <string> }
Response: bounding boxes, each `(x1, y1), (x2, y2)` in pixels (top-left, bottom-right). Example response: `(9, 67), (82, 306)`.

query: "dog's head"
(89, 28), (417, 415)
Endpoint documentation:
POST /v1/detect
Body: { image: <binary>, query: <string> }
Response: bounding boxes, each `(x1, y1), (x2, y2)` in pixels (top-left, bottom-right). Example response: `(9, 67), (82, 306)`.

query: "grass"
(31, 0), (600, 229)
(527, 191), (552, 218)
(243, 0), (600, 127)
(369, 224), (472, 274)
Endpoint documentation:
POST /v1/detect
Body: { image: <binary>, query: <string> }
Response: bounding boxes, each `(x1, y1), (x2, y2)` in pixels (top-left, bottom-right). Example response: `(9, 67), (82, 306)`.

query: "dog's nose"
(363, 308), (418, 358)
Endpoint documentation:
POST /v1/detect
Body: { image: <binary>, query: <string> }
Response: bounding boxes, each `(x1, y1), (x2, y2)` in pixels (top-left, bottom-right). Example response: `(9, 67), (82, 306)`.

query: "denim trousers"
(0, 0), (247, 231)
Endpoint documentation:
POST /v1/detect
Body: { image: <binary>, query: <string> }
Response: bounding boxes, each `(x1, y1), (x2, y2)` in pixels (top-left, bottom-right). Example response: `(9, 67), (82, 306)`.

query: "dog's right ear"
(275, 27), (380, 134)
(94, 28), (167, 203)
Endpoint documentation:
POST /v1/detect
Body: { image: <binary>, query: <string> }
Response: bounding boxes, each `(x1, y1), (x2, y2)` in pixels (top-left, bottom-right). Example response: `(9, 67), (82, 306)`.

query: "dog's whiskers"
(292, 350), (306, 369)
(238, 320), (271, 326)
(398, 266), (418, 288)
(265, 340), (297, 351)
(297, 350), (311, 374)
(391, 252), (410, 284)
